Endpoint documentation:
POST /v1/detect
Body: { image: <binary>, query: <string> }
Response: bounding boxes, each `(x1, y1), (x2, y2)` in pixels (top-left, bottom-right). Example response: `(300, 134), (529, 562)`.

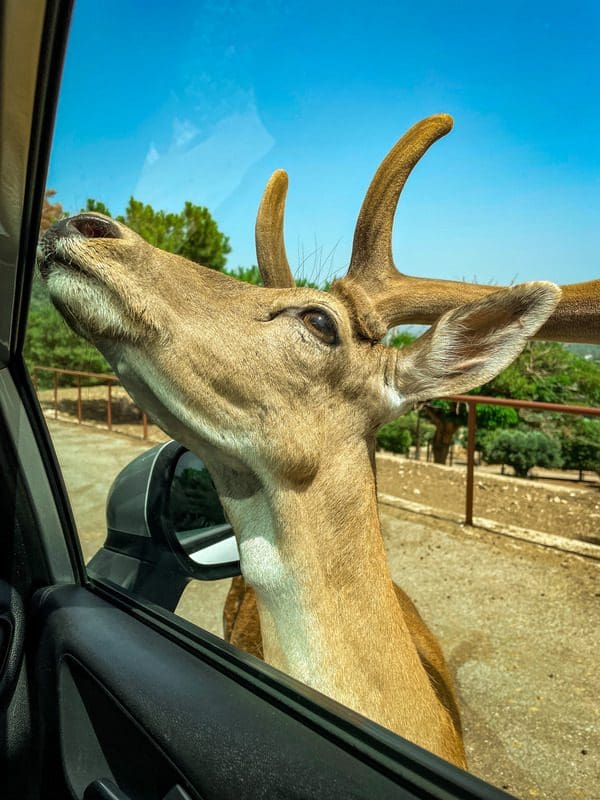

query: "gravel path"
(376, 453), (600, 544)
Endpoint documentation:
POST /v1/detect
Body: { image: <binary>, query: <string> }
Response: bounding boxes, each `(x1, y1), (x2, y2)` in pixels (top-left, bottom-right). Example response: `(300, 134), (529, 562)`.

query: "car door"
(0, 2), (514, 798)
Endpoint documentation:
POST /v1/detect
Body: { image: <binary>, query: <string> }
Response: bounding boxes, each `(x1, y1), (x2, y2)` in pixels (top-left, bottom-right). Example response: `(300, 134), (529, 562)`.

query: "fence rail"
(32, 365), (150, 440)
(447, 394), (600, 526)
(31, 367), (599, 523)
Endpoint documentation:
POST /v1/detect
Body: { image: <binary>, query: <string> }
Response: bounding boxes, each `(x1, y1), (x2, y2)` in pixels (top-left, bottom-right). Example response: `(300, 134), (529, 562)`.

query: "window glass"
(26, 2), (599, 797)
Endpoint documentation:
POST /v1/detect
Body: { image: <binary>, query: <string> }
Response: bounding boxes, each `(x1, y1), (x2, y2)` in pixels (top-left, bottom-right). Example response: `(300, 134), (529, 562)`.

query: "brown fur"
(224, 576), (463, 736)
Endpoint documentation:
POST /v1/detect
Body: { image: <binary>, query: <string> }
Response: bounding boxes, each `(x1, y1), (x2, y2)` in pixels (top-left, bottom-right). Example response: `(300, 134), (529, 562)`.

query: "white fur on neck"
(228, 490), (320, 681)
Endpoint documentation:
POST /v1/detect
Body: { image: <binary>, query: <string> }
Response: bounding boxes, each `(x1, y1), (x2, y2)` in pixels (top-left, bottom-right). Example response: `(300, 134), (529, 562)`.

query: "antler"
(347, 114), (454, 288)
(255, 169), (296, 288)
(333, 114), (600, 344)
(255, 117), (600, 343)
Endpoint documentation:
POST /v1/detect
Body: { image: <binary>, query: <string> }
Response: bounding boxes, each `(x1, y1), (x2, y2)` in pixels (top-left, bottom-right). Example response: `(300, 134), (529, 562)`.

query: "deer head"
(37, 116), (566, 492)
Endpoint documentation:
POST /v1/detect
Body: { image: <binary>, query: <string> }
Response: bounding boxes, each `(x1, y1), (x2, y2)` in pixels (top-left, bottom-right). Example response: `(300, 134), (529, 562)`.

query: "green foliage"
(481, 341), (600, 407)
(483, 429), (563, 478)
(84, 198), (111, 217)
(226, 265), (263, 285)
(84, 197), (231, 271)
(387, 335), (600, 465)
(296, 276), (326, 290)
(406, 411), (435, 444)
(475, 403), (519, 430)
(224, 264), (327, 290)
(559, 418), (600, 475)
(25, 303), (110, 385)
(388, 331), (416, 349)
(29, 270), (51, 312)
(427, 398), (463, 423)
(377, 418), (412, 455)
(468, 401), (519, 449)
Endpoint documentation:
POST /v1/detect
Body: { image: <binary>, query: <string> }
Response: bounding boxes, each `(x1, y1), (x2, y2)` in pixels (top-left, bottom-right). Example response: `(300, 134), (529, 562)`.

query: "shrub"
(377, 419), (412, 455)
(483, 429), (562, 478)
(474, 403), (519, 448)
(559, 418), (600, 476)
(25, 303), (110, 387)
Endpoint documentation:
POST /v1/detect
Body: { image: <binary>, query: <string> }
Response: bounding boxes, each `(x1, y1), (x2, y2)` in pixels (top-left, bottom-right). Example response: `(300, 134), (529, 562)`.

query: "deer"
(37, 114), (599, 769)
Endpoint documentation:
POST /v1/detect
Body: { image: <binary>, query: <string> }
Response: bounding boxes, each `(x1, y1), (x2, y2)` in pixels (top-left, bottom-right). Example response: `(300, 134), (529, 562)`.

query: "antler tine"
(347, 114), (454, 289)
(332, 115), (599, 344)
(255, 169), (296, 288)
(374, 275), (600, 344)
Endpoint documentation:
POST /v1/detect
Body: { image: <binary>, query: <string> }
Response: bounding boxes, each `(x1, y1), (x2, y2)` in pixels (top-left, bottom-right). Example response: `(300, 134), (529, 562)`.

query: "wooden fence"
(31, 367), (600, 523)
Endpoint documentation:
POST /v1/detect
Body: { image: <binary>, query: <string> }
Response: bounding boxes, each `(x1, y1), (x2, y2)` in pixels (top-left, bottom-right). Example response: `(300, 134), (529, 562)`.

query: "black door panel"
(0, 580), (25, 710)
(33, 585), (427, 800)
(60, 658), (200, 800)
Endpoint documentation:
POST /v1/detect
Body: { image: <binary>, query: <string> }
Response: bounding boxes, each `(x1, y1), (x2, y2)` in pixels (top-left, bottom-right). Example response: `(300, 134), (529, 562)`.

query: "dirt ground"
(376, 454), (600, 544)
(46, 418), (600, 800)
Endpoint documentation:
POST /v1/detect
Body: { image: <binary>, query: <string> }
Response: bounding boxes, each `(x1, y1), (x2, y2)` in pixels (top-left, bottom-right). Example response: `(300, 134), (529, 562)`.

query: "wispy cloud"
(135, 97), (274, 212)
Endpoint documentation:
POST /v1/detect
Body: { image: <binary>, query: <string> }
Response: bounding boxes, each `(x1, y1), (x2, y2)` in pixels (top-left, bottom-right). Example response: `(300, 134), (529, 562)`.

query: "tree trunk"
(423, 406), (462, 466)
(431, 420), (460, 465)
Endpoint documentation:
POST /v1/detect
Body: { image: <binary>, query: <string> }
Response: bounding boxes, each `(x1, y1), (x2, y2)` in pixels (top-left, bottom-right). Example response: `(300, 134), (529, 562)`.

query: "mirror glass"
(167, 450), (240, 567)
(169, 450), (227, 531)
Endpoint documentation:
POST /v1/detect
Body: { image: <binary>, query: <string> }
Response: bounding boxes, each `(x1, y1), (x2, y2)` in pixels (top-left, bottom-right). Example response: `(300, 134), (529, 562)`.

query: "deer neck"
(215, 438), (454, 754)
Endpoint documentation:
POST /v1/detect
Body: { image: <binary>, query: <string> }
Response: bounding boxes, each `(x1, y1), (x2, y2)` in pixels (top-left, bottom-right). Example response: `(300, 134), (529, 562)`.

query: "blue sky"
(48, 0), (599, 287)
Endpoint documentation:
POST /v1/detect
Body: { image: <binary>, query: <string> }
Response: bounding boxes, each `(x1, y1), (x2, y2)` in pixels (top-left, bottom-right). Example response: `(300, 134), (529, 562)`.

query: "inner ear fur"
(393, 281), (561, 405)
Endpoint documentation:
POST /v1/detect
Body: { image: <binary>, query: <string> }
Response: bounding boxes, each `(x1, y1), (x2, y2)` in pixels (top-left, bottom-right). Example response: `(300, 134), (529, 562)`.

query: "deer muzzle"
(37, 213), (122, 277)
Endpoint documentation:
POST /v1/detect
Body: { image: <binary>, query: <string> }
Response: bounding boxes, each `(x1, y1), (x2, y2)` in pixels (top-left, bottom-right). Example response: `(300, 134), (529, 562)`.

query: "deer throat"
(219, 459), (420, 693)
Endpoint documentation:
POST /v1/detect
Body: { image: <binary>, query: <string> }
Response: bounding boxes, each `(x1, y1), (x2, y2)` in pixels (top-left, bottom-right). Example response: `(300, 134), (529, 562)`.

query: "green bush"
(474, 403), (519, 445)
(377, 419), (412, 455)
(25, 303), (110, 387)
(483, 429), (562, 478)
(559, 418), (600, 476)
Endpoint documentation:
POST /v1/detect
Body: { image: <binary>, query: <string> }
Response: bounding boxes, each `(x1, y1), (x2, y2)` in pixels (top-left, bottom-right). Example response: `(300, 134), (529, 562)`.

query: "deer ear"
(383, 282), (560, 418)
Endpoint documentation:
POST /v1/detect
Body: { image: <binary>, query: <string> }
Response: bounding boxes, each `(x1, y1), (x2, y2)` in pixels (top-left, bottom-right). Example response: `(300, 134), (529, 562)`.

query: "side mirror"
(88, 440), (240, 611)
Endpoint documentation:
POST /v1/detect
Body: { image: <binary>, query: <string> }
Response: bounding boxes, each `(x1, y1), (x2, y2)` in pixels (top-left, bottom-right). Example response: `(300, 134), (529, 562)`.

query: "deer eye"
(300, 308), (338, 345)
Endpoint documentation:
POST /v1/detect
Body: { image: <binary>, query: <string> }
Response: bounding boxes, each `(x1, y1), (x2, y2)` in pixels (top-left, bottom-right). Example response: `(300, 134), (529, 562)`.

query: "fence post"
(53, 372), (58, 419)
(77, 375), (82, 424)
(107, 382), (112, 431)
(465, 401), (476, 526)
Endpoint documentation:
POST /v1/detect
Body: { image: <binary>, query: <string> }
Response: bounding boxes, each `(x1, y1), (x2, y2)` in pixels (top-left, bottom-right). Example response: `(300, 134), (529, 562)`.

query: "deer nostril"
(60, 214), (122, 240)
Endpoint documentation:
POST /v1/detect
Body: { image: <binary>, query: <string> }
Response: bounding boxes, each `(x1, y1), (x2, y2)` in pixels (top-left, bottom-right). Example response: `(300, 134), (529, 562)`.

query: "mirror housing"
(88, 440), (240, 610)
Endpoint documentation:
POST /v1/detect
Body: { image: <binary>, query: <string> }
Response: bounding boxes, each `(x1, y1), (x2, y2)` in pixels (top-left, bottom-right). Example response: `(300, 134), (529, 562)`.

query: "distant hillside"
(564, 343), (600, 363)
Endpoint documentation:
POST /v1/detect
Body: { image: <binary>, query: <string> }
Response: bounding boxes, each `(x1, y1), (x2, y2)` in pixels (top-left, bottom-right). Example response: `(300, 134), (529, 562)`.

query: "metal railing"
(447, 394), (600, 526)
(31, 367), (600, 521)
(32, 366), (150, 440)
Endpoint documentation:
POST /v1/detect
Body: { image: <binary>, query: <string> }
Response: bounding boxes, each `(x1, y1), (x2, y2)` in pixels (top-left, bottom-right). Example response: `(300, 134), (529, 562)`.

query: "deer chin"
(38, 236), (165, 344)
(103, 342), (254, 462)
(44, 265), (142, 343)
